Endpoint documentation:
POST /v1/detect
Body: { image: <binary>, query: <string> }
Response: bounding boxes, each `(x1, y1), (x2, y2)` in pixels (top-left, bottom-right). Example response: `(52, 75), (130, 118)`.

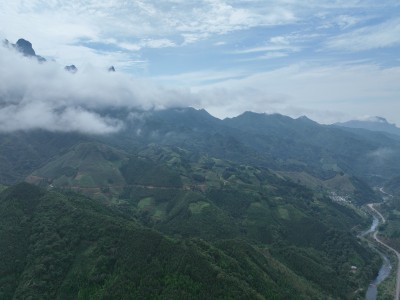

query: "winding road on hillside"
(368, 203), (400, 300)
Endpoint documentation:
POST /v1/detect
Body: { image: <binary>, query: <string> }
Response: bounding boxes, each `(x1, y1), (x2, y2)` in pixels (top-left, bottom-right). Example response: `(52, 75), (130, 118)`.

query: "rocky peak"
(64, 65), (78, 73)
(16, 39), (36, 57)
(3, 38), (47, 62)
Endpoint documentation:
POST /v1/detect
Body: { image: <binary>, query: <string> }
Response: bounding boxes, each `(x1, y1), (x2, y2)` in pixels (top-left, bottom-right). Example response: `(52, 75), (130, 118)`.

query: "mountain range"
(1, 38), (399, 299)
(336, 116), (400, 137)
(0, 106), (391, 298)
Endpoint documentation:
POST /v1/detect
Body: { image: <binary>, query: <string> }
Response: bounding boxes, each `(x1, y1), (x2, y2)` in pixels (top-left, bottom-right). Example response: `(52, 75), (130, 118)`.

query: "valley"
(1, 3), (400, 298)
(1, 108), (400, 299)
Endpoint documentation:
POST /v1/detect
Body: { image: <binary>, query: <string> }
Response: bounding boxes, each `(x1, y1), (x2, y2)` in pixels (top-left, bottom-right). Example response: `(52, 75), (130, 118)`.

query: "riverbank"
(367, 203), (400, 300)
(362, 212), (391, 300)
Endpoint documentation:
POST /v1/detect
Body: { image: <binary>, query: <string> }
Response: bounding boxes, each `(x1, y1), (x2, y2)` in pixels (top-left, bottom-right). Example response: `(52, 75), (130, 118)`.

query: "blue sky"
(1, 0), (400, 125)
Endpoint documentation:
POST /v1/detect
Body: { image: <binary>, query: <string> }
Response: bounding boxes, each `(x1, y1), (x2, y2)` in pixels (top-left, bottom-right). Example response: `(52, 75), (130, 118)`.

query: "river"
(365, 248), (392, 300)
(363, 208), (395, 300)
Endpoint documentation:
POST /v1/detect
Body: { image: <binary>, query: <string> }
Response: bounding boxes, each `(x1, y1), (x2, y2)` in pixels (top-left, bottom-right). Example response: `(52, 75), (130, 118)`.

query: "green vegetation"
(377, 254), (397, 300)
(378, 198), (400, 251)
(120, 155), (182, 188)
(0, 131), (87, 184)
(0, 151), (380, 299)
(113, 147), (379, 298)
(384, 176), (400, 197)
(369, 191), (400, 300)
(2, 107), (397, 298)
(0, 184), (7, 193)
(278, 171), (378, 205)
(28, 142), (127, 188)
(1, 183), (329, 299)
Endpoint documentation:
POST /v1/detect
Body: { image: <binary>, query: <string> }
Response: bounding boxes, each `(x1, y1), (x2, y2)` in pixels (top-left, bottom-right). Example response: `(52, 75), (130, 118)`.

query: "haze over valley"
(1, 1), (400, 299)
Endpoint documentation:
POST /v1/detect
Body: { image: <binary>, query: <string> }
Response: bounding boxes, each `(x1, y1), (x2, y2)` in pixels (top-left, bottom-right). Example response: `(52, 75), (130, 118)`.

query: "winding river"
(364, 214), (392, 300)
(364, 202), (400, 300)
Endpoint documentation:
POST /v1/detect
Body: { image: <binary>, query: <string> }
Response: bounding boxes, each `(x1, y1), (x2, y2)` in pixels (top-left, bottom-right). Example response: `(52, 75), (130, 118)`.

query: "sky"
(0, 0), (400, 132)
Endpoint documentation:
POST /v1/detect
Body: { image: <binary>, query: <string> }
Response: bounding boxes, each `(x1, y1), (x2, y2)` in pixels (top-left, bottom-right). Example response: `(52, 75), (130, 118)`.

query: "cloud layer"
(1, 1), (399, 127)
(2, 43), (400, 134)
(0, 46), (196, 133)
(3, 1), (397, 71)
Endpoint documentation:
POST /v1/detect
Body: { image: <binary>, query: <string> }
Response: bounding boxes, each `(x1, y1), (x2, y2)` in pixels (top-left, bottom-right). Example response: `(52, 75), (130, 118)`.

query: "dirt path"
(368, 203), (400, 300)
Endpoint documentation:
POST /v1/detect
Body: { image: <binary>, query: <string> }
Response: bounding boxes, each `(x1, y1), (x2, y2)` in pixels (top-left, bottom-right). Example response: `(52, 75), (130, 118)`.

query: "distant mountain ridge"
(336, 116), (400, 136)
(107, 107), (400, 185)
(2, 107), (400, 187)
(2, 38), (397, 299)
(2, 37), (117, 73)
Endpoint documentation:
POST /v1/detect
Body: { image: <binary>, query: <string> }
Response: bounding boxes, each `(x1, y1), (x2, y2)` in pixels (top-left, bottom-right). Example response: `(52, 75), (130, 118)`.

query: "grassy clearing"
(0, 184), (8, 193)
(278, 206), (290, 220)
(138, 197), (154, 210)
(188, 201), (210, 214)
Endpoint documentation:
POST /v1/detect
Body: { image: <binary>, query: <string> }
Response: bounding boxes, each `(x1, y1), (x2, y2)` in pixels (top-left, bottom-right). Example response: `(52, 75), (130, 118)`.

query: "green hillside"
(1, 183), (330, 299)
(118, 155), (379, 298)
(384, 176), (400, 197)
(1, 145), (381, 299)
(277, 171), (378, 205)
(0, 107), (394, 298)
(26, 142), (128, 199)
(103, 108), (400, 185)
(0, 131), (87, 184)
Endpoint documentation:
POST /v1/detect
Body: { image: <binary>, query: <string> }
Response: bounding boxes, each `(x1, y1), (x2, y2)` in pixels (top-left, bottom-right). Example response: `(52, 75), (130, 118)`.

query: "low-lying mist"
(0, 45), (197, 134)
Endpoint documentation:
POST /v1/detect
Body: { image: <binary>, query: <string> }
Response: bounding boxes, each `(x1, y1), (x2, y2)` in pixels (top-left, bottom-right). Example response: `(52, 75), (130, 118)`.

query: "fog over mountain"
(336, 116), (400, 137)
(0, 42), (199, 134)
(1, 3), (400, 299)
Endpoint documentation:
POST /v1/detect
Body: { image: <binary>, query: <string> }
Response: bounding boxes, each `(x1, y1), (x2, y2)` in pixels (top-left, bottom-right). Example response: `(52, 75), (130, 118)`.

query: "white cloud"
(233, 33), (317, 56)
(335, 15), (363, 29)
(118, 38), (176, 52)
(0, 0), (399, 129)
(0, 46), (198, 133)
(237, 52), (288, 62)
(1, 0), (398, 72)
(234, 44), (295, 54)
(140, 38), (176, 49)
(179, 62), (400, 125)
(326, 18), (400, 51)
(0, 102), (123, 134)
(367, 147), (396, 163)
(0, 1), (298, 65)
(153, 69), (250, 86)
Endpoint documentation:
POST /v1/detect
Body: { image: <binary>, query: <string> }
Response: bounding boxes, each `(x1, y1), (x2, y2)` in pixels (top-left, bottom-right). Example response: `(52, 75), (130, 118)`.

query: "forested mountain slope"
(1, 107), (395, 299)
(0, 183), (335, 299)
